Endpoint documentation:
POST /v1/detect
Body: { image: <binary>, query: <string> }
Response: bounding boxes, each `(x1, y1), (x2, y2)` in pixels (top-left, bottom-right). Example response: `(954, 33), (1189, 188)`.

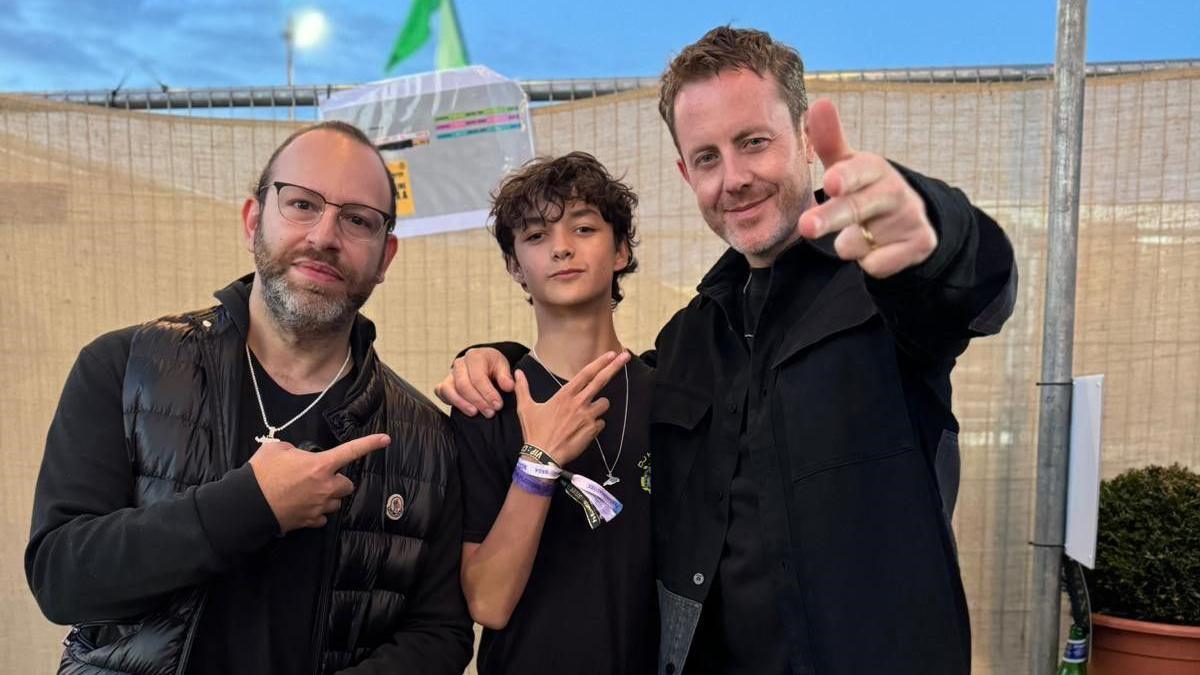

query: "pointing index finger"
(324, 434), (390, 471)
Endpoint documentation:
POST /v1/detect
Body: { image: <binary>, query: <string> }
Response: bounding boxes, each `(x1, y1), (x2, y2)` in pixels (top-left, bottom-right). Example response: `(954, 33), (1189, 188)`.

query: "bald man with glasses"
(26, 121), (473, 675)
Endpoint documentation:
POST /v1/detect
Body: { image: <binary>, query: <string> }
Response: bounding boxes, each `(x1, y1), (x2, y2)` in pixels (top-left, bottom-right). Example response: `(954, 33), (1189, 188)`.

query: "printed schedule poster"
(320, 66), (535, 238)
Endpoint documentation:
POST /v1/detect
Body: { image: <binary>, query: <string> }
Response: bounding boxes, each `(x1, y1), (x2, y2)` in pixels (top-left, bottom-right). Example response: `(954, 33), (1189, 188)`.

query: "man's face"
(243, 129), (398, 335)
(673, 68), (816, 267)
(509, 200), (627, 312)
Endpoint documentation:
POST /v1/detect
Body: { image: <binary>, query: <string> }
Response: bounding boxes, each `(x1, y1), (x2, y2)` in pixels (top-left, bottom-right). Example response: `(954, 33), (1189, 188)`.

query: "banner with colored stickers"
(320, 66), (535, 238)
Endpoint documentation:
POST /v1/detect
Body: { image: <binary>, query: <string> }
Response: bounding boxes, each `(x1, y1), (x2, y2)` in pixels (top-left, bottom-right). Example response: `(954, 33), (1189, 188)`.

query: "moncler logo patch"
(385, 493), (405, 521)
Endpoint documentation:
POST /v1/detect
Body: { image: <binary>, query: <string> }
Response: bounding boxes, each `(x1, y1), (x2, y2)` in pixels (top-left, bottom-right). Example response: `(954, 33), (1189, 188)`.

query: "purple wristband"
(512, 467), (556, 497)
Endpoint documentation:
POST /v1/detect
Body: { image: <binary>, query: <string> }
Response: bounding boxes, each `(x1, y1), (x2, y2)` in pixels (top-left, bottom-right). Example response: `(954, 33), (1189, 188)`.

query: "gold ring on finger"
(860, 225), (878, 250)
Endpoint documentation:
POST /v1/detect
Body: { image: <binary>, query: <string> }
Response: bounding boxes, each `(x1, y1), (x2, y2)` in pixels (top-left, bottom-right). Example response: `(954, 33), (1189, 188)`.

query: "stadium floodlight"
(284, 9), (329, 86)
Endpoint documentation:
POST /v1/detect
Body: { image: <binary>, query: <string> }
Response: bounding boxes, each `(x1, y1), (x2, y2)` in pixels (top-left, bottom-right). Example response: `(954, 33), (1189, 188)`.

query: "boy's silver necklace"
(529, 348), (628, 487)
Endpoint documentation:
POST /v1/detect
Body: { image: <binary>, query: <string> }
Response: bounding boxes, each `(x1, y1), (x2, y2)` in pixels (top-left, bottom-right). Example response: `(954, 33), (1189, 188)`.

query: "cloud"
(0, 1), (287, 90)
(2, 1), (186, 90)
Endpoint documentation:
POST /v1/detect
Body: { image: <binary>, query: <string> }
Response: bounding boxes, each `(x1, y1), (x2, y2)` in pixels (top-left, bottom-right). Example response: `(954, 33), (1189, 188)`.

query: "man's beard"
(719, 175), (811, 260)
(252, 226), (376, 337)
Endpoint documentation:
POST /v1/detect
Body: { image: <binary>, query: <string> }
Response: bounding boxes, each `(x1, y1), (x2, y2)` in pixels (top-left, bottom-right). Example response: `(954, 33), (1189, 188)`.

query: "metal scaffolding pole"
(1029, 0), (1088, 672)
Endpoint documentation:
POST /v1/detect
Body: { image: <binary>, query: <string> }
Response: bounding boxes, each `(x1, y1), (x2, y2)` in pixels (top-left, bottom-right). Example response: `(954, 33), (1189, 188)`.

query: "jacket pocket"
(60, 620), (144, 672)
(774, 320), (917, 482)
(648, 382), (711, 555)
(770, 267), (880, 370)
(789, 444), (915, 483)
(649, 381), (710, 430)
(785, 447), (969, 672)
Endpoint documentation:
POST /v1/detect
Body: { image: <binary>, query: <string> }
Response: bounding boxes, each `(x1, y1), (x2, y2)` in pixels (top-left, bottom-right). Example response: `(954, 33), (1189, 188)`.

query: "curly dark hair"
(490, 151), (639, 307)
(659, 26), (808, 149)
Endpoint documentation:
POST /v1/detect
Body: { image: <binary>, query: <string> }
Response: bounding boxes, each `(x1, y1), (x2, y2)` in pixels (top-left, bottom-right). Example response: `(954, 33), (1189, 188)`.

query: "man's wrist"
(194, 465), (280, 558)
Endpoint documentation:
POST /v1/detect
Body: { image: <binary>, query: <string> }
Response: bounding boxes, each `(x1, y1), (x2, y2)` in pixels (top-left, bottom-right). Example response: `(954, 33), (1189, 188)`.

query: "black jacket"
(650, 165), (1017, 675)
(27, 277), (473, 674)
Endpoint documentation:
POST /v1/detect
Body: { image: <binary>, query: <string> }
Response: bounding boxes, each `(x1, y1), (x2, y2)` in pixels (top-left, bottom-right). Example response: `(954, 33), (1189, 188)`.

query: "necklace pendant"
(246, 343), (351, 449)
(603, 474), (620, 487)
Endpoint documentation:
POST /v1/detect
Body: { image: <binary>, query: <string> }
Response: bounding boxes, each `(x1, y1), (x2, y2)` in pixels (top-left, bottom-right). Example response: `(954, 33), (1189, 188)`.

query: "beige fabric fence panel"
(1, 66), (1198, 673)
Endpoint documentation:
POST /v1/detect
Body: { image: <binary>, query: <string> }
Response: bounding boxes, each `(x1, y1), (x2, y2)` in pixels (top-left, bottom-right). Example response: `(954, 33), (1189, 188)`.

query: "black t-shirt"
(453, 353), (658, 675)
(186, 350), (355, 675)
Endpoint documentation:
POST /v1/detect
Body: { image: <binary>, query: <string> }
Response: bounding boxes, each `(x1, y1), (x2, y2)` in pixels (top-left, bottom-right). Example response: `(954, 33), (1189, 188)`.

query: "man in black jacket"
(26, 121), (473, 674)
(435, 26), (1016, 675)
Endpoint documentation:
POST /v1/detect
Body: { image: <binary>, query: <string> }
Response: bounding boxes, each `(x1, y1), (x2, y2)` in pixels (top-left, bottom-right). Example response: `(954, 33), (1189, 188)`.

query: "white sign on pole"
(319, 66), (536, 238)
(1065, 374), (1104, 568)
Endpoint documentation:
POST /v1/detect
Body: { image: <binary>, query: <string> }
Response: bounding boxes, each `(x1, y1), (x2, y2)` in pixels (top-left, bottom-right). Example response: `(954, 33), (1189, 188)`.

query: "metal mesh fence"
(2, 63), (1198, 672)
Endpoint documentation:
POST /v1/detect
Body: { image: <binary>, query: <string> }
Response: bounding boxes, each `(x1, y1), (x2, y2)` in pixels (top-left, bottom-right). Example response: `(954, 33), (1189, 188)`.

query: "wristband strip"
(511, 466), (555, 497)
(515, 457), (562, 480)
(519, 443), (623, 529)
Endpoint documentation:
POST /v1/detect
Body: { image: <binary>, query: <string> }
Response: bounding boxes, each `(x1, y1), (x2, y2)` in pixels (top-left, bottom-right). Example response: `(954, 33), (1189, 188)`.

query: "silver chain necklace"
(246, 343), (352, 444)
(529, 348), (629, 487)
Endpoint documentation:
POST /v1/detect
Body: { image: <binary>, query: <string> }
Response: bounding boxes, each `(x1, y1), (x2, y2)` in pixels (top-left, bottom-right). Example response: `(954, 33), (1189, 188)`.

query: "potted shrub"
(1083, 463), (1200, 674)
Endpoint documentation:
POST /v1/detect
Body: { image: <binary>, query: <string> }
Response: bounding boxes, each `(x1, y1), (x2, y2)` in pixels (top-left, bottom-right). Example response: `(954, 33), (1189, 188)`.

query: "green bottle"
(1057, 624), (1088, 675)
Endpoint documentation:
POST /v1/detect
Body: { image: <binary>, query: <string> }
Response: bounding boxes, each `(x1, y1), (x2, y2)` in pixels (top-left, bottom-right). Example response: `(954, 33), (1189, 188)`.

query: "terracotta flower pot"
(1090, 613), (1200, 675)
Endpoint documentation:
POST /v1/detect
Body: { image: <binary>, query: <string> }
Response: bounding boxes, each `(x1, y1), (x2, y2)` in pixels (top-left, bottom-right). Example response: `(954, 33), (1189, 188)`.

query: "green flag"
(385, 0), (469, 73)
(435, 0), (469, 69)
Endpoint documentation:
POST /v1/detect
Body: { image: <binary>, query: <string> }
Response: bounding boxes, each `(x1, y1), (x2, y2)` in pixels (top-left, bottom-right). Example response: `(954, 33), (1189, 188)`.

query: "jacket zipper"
(175, 591), (209, 675)
(311, 356), (371, 673)
(310, 455), (360, 674)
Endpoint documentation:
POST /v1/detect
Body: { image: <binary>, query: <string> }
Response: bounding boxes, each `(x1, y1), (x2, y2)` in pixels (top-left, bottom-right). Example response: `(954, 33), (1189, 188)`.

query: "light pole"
(282, 9), (328, 119)
(284, 16), (295, 88)
(283, 9), (328, 93)
(1028, 0), (1088, 671)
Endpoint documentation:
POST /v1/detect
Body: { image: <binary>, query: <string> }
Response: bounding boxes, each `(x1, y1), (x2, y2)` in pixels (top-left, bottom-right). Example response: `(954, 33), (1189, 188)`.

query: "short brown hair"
(490, 152), (639, 307)
(659, 26), (809, 148)
(252, 120), (398, 233)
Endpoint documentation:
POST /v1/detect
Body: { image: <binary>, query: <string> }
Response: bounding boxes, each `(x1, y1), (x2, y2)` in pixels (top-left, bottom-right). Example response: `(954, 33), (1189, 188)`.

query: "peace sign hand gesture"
(514, 351), (631, 466)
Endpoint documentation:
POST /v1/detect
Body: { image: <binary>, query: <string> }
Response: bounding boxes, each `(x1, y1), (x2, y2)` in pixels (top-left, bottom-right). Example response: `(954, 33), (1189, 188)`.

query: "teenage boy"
(452, 152), (656, 675)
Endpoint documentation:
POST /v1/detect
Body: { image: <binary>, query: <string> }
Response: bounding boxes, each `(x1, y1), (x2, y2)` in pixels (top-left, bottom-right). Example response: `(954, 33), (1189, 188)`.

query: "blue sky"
(2, 0), (1196, 92)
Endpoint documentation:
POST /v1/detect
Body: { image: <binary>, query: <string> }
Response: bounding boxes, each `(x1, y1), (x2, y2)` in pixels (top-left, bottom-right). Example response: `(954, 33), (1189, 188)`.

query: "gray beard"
(253, 228), (371, 338)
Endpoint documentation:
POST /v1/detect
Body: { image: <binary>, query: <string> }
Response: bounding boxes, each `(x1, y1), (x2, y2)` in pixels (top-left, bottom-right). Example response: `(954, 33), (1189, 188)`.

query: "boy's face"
(509, 199), (628, 311)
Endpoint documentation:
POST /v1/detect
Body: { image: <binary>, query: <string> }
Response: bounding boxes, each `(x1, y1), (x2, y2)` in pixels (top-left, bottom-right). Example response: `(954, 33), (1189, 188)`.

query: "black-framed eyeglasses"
(260, 181), (394, 240)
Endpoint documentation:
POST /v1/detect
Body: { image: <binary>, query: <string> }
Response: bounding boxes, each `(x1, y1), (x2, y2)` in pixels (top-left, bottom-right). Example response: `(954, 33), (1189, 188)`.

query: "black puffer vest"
(59, 282), (458, 674)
